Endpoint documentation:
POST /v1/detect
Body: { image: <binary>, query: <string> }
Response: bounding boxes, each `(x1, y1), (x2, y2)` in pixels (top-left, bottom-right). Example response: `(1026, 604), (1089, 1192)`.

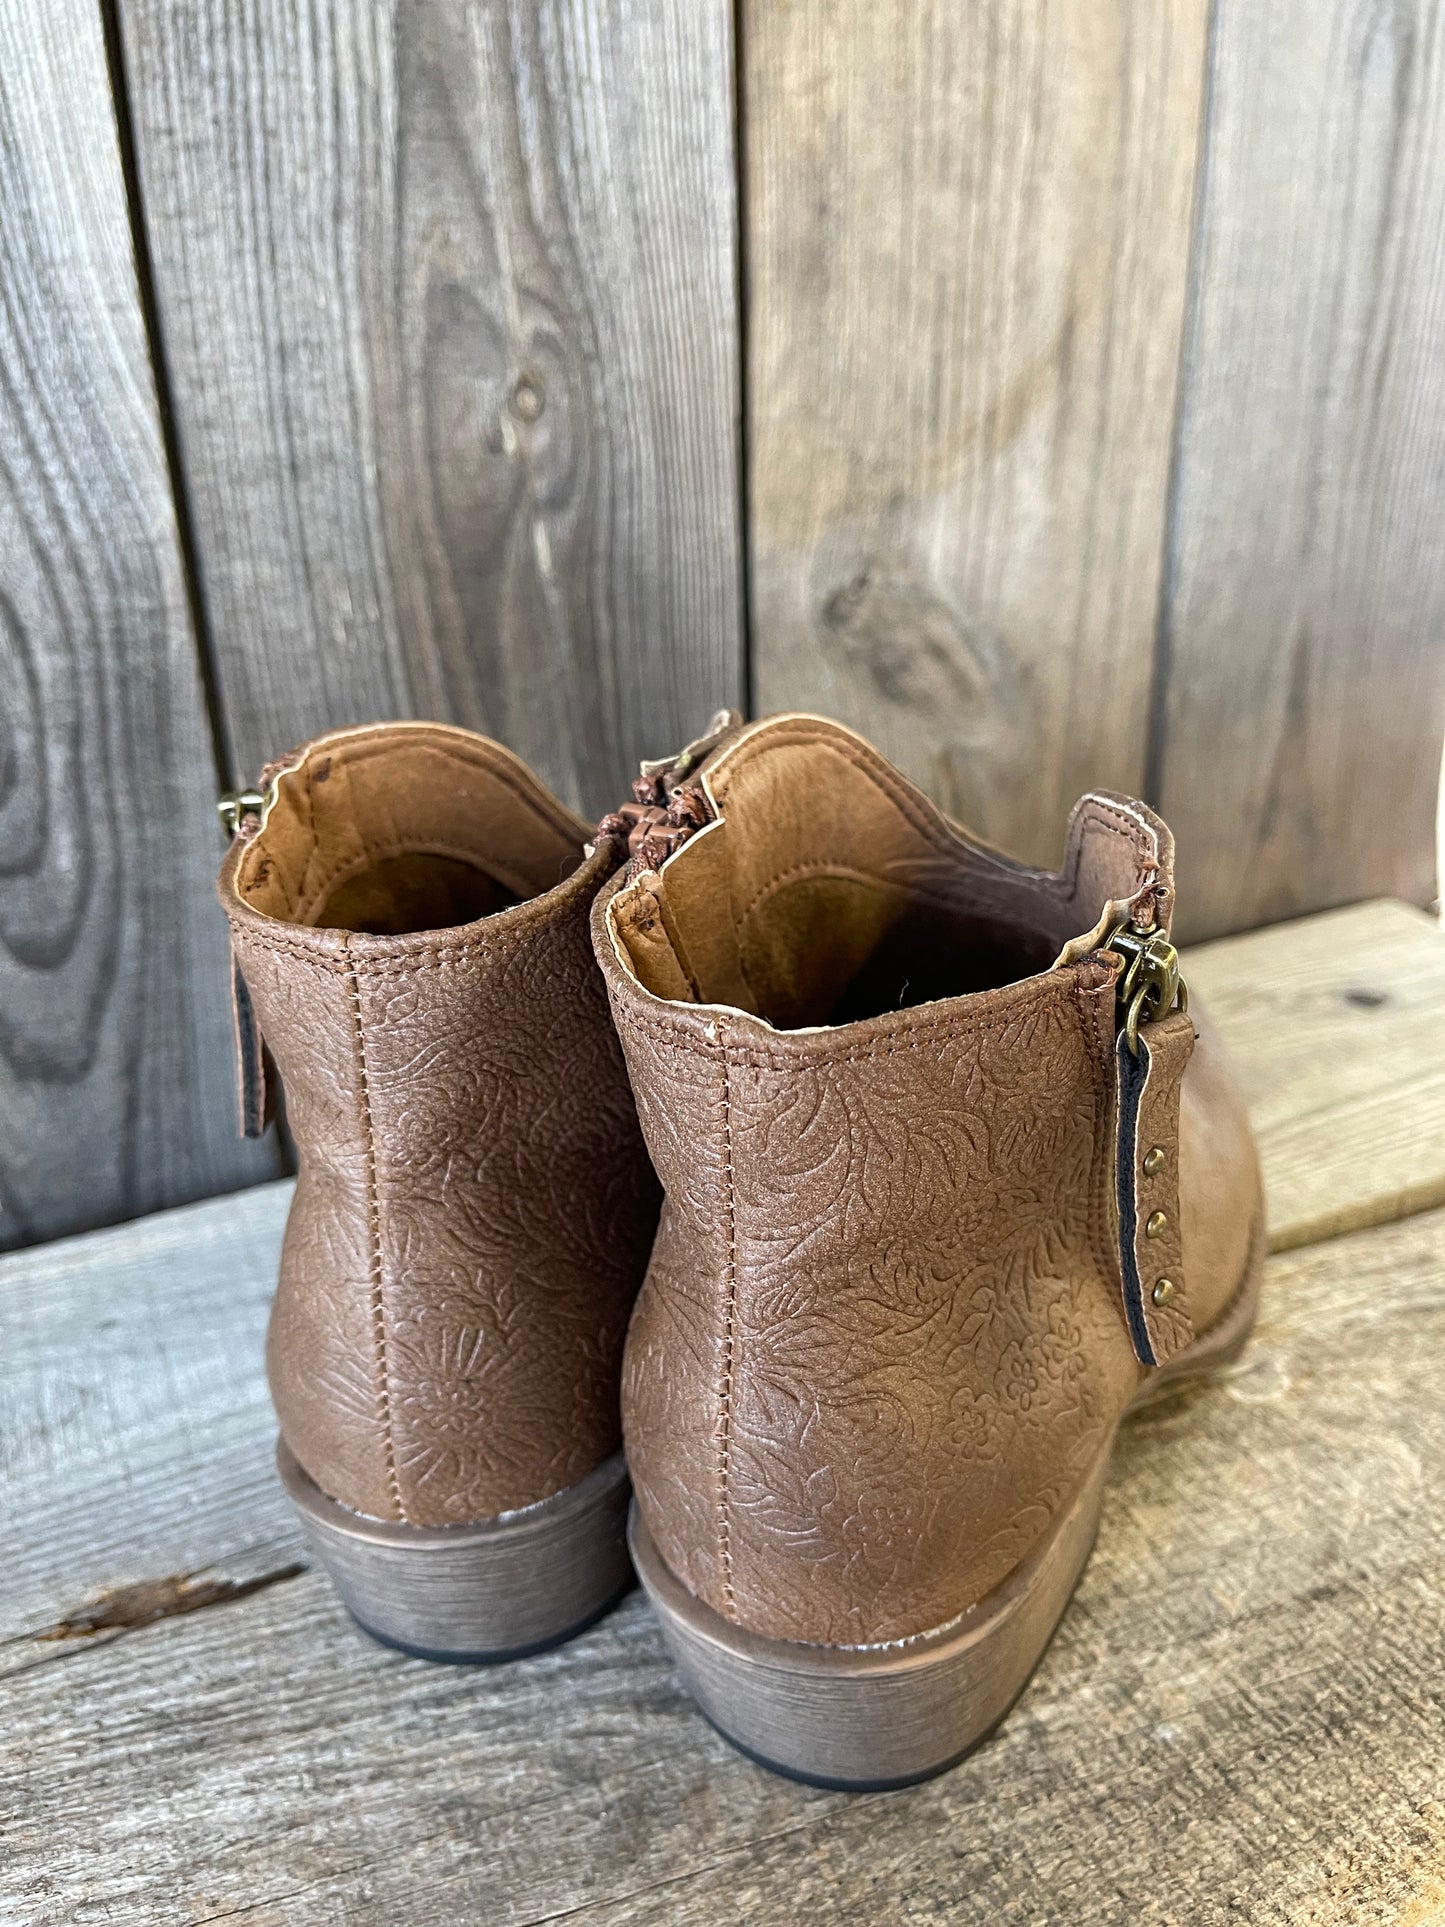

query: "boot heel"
(279, 1441), (633, 1662)
(630, 1468), (1107, 1790)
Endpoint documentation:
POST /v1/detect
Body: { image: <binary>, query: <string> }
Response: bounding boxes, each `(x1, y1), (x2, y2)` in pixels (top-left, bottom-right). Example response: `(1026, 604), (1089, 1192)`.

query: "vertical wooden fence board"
(744, 0), (1210, 866)
(118, 0), (743, 817)
(1155, 0), (1445, 942)
(0, 0), (281, 1248)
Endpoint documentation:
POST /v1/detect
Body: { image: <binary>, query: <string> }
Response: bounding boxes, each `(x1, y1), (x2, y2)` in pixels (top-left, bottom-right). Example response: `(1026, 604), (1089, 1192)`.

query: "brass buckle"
(1108, 922), (1188, 1056)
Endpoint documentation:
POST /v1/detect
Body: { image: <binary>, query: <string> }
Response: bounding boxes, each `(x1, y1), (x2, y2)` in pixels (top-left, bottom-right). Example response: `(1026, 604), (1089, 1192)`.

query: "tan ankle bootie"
(218, 721), (659, 1660)
(593, 713), (1264, 1786)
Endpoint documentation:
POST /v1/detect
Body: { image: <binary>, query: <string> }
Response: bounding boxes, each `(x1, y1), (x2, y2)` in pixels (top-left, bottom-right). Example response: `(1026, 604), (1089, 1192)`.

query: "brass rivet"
(1146, 1209), (1169, 1239)
(1152, 1277), (1176, 1306)
(1143, 1146), (1166, 1177)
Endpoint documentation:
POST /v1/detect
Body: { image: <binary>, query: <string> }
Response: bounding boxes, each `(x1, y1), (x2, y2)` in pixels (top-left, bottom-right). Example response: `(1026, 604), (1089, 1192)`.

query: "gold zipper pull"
(219, 742), (315, 840)
(217, 786), (271, 840)
(1107, 922), (1188, 1056)
(637, 707), (742, 785)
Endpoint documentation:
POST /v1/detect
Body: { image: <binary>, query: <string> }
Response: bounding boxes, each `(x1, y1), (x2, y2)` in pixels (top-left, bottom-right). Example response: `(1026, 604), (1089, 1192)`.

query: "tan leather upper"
(594, 714), (1263, 1647)
(219, 722), (660, 1527)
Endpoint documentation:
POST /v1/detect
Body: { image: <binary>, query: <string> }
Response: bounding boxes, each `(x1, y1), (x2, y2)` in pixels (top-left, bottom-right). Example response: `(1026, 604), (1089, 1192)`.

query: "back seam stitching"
(346, 944), (405, 1523)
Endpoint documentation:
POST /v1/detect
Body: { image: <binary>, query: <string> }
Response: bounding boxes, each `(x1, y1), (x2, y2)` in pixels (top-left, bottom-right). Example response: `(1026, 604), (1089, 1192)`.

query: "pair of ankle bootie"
(218, 710), (1264, 1790)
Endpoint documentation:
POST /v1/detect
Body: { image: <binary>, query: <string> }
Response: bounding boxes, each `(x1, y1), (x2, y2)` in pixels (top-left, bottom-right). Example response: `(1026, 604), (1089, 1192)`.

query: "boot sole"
(632, 1215), (1266, 1788)
(278, 1441), (633, 1662)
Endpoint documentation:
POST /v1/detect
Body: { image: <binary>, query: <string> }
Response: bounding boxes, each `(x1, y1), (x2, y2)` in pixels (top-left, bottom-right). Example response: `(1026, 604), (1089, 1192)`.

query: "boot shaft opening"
(231, 723), (588, 937)
(605, 714), (1170, 1030)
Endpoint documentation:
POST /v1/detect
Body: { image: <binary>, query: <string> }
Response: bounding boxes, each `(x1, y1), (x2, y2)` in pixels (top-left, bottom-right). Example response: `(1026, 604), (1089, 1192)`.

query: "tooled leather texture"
(602, 948), (1140, 1646)
(221, 808), (660, 1531)
(592, 718), (1264, 1649)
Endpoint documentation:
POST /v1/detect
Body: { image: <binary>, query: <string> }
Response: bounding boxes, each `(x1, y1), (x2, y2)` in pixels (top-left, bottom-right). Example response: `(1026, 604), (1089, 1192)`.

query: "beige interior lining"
(235, 725), (586, 936)
(609, 718), (1163, 1029)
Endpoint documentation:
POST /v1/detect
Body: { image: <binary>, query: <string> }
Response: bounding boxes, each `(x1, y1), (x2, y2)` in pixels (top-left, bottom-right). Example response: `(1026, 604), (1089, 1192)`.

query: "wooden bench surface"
(5, 900), (1444, 1925)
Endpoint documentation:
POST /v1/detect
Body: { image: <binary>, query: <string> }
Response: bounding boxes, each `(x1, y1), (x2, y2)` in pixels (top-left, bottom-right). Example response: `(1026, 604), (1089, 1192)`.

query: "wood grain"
(1, 1183), (293, 1653)
(0, 0), (280, 1248)
(744, 0), (1209, 866)
(1155, 0), (1445, 941)
(1189, 897), (1445, 1253)
(116, 0), (743, 817)
(4, 1181), (1443, 1921)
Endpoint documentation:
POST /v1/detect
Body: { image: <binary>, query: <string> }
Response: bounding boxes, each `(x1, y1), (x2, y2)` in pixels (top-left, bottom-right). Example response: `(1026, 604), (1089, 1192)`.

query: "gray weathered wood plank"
(117, 0), (743, 816)
(745, 0), (1209, 867)
(1188, 898), (1445, 1251)
(1, 1184), (293, 1653)
(0, 0), (281, 1248)
(3, 1187), (1442, 1922)
(1154, 0), (1445, 941)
